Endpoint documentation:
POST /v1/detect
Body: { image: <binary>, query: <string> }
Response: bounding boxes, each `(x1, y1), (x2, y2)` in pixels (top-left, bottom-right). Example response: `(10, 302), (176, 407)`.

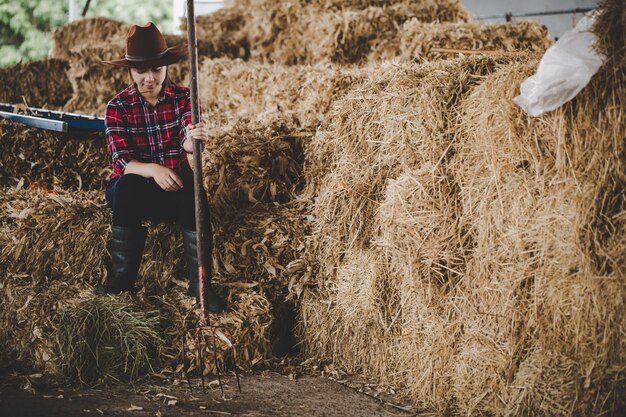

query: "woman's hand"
(151, 164), (183, 192)
(183, 121), (209, 153)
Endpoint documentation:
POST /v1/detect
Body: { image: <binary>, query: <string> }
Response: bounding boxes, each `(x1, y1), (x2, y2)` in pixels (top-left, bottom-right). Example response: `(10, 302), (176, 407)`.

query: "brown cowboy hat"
(102, 22), (187, 68)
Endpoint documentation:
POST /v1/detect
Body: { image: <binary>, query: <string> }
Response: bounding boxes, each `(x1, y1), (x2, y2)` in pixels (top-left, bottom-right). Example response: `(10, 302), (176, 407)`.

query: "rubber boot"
(182, 228), (226, 313)
(96, 225), (147, 294)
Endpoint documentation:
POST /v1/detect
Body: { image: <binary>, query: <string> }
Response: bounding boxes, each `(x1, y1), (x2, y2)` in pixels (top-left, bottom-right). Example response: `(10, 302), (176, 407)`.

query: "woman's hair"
(127, 67), (171, 87)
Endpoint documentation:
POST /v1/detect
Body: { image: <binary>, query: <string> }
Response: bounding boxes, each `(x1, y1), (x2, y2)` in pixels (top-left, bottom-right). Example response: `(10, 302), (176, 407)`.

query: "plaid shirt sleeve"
(178, 89), (192, 150)
(105, 99), (134, 176)
(178, 90), (204, 152)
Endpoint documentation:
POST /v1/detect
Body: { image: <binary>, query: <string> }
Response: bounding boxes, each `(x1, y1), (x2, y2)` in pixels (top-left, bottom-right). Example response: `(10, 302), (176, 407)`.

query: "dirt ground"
(0, 371), (429, 417)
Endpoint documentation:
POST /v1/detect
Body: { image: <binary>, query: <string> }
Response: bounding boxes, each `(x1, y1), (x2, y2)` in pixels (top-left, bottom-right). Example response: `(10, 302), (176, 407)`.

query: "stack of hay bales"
(0, 185), (293, 378)
(2, 2), (623, 415)
(192, 0), (551, 65)
(305, 53), (524, 274)
(250, 1), (470, 65)
(21, 0), (548, 116)
(299, 1), (626, 416)
(192, 0), (469, 64)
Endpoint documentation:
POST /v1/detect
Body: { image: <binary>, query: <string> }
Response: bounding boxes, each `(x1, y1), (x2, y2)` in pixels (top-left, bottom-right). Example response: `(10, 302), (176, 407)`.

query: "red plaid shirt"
(105, 83), (193, 179)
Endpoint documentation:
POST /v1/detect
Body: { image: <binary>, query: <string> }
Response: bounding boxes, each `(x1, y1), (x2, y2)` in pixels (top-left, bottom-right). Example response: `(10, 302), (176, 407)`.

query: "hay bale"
(51, 17), (131, 60)
(0, 120), (110, 190)
(244, 1), (307, 63)
(230, 0), (469, 18)
(592, 0), (626, 70)
(180, 7), (250, 60)
(306, 54), (526, 280)
(255, 1), (470, 65)
(0, 188), (111, 284)
(54, 295), (164, 385)
(194, 0), (469, 65)
(213, 202), (311, 296)
(298, 249), (403, 379)
(397, 20), (552, 62)
(0, 59), (72, 108)
(198, 57), (364, 129)
(374, 163), (464, 285)
(301, 28), (625, 413)
(201, 119), (311, 218)
(442, 53), (624, 415)
(275, 6), (399, 65)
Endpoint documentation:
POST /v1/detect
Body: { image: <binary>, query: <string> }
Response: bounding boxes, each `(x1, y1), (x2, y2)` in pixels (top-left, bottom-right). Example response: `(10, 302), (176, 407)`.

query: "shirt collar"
(162, 84), (176, 101)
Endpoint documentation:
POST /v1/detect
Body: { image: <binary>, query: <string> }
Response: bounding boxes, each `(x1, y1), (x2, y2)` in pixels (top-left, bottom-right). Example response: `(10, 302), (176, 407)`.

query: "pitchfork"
(180, 312), (241, 396)
(180, 0), (241, 396)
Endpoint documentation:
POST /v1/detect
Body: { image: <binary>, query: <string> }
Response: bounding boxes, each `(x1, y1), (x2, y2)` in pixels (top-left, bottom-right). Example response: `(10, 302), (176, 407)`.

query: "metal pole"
(68, 0), (77, 22)
(81, 0), (92, 17)
(186, 0), (209, 326)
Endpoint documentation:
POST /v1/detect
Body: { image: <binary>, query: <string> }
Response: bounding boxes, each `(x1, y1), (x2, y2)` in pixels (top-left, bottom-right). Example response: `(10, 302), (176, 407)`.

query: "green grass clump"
(54, 295), (164, 385)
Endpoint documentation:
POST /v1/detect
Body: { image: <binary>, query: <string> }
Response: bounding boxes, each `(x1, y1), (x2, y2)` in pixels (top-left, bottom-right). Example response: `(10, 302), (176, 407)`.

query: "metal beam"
(476, 7), (595, 20)
(0, 111), (68, 132)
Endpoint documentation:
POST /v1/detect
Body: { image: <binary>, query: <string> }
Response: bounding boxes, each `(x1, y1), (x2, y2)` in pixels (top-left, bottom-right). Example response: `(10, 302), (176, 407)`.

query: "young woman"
(98, 22), (225, 312)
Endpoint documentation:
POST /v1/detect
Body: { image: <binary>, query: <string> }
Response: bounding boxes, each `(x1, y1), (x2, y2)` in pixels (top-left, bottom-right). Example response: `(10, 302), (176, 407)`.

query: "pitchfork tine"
(230, 333), (242, 393)
(196, 330), (207, 394)
(181, 334), (193, 393)
(210, 326), (225, 396)
(221, 327), (242, 393)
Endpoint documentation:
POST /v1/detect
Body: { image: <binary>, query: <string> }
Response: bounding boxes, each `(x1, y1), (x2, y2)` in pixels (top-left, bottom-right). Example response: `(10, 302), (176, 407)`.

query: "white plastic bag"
(514, 12), (605, 117)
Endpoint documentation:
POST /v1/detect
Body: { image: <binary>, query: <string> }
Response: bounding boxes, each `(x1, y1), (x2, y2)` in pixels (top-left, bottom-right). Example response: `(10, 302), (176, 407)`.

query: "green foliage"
(0, 0), (66, 66)
(0, 0), (173, 68)
(85, 0), (173, 33)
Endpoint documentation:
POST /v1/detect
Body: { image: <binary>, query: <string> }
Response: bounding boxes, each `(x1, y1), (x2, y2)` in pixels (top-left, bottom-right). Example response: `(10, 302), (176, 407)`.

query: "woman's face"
(130, 66), (166, 98)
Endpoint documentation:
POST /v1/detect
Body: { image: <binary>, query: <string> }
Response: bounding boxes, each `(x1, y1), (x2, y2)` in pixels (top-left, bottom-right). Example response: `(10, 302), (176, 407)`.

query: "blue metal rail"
(0, 103), (105, 132)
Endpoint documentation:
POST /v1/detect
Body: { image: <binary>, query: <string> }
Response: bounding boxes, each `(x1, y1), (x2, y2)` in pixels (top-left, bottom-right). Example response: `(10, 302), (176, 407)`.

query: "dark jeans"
(105, 173), (210, 232)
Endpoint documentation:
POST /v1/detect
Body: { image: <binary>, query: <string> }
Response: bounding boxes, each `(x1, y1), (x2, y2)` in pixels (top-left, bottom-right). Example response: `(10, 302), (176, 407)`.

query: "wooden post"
(186, 0), (209, 325)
